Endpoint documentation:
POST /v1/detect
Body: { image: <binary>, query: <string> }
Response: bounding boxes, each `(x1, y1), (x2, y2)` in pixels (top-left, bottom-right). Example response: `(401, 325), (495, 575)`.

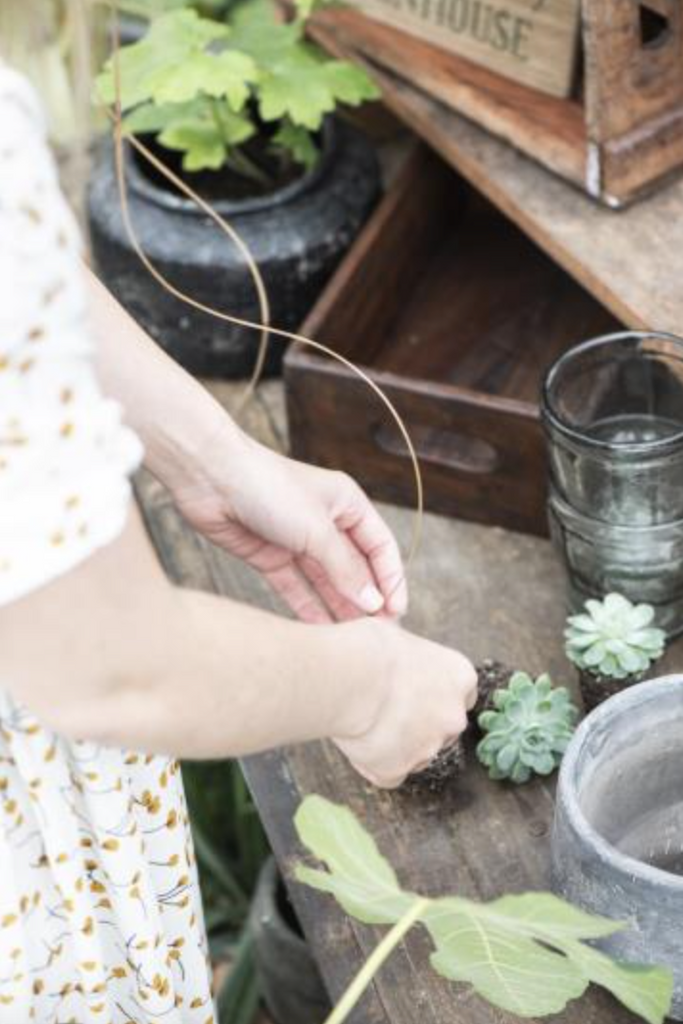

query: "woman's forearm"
(87, 267), (242, 485)
(87, 588), (384, 759)
(0, 509), (386, 759)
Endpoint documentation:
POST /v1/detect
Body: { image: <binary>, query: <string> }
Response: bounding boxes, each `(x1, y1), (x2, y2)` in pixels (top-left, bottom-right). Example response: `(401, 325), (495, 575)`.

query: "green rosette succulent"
(476, 672), (578, 784)
(565, 592), (666, 680)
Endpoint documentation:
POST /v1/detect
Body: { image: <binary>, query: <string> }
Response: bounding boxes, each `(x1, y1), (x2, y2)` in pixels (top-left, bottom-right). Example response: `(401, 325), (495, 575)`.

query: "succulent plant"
(565, 593), (666, 680)
(476, 672), (578, 784)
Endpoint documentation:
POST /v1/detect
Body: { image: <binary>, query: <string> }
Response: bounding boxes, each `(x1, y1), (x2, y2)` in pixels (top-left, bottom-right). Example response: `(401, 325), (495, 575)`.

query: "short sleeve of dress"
(0, 66), (143, 607)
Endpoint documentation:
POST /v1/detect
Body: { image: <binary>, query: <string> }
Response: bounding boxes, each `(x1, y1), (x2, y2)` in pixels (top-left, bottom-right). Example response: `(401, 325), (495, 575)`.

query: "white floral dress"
(0, 67), (215, 1024)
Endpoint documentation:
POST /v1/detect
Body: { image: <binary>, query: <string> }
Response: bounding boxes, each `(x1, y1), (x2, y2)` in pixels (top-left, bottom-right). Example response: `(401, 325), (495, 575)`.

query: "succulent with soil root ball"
(565, 593), (666, 712)
(476, 672), (578, 784)
(403, 741), (465, 796)
(404, 661), (514, 794)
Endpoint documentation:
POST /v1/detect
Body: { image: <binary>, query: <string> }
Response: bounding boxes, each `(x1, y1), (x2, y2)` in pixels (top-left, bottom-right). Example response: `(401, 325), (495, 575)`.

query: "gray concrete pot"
(552, 675), (683, 1019)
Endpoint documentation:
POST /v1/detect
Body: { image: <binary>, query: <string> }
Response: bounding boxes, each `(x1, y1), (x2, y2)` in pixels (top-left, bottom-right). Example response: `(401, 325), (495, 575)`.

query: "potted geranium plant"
(89, 0), (381, 377)
(564, 592), (666, 711)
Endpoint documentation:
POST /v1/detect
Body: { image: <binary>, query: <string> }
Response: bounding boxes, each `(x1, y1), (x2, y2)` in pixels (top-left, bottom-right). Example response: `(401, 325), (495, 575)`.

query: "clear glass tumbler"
(542, 331), (683, 526)
(548, 486), (683, 636)
(542, 331), (683, 636)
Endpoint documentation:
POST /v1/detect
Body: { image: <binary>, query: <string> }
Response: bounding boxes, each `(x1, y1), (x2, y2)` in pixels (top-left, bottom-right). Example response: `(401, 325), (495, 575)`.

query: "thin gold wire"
(105, 0), (424, 575)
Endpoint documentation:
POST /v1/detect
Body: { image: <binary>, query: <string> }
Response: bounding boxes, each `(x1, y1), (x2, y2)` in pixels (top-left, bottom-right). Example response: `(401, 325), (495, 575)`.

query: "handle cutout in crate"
(640, 3), (672, 49)
(375, 423), (499, 476)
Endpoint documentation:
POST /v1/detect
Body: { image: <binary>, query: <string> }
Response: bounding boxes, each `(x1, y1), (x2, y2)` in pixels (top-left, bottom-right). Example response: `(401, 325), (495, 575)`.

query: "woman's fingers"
(306, 522), (386, 616)
(333, 479), (408, 617)
(262, 561), (333, 624)
(297, 555), (364, 622)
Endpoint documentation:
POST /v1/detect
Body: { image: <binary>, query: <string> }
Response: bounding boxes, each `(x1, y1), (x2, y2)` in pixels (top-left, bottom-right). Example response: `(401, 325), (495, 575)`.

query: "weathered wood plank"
(312, 7), (586, 187)
(311, 50), (683, 333)
(346, 0), (582, 98)
(311, 1), (683, 205)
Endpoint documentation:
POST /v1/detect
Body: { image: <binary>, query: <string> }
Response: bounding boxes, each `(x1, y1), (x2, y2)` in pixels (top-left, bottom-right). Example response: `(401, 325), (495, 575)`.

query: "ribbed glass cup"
(543, 331), (683, 636)
(542, 331), (683, 526)
(548, 486), (683, 636)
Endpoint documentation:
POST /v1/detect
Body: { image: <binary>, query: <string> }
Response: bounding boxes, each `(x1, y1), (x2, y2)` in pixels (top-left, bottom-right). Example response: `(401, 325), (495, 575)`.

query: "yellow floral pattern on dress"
(0, 65), (215, 1023)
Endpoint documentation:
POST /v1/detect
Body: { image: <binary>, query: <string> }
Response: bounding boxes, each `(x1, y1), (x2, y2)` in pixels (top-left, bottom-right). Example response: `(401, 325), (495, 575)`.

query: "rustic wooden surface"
(312, 7), (587, 188)
(311, 50), (683, 335)
(312, 1), (683, 204)
(346, 0), (581, 98)
(582, 0), (683, 201)
(136, 377), (683, 1024)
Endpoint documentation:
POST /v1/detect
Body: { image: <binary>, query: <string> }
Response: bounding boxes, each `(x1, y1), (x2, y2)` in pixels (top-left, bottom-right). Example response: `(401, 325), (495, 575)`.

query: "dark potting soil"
(403, 741), (466, 796)
(474, 659), (514, 718)
(403, 660), (514, 795)
(579, 666), (650, 713)
(134, 133), (306, 203)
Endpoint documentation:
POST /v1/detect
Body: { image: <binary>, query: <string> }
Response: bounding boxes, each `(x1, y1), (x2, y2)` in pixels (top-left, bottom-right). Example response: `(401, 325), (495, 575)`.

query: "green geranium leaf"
(294, 0), (317, 18)
(146, 50), (259, 109)
(122, 98), (205, 135)
(227, 0), (303, 63)
(96, 9), (229, 110)
(272, 121), (319, 169)
(321, 60), (380, 105)
(159, 119), (227, 170)
(294, 796), (673, 1023)
(259, 50), (379, 129)
(124, 97), (254, 166)
(103, 0), (192, 19)
(99, 0), (378, 178)
(259, 49), (332, 130)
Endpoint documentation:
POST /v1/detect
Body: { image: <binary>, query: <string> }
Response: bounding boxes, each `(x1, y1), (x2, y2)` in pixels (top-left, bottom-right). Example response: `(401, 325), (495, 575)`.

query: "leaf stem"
(323, 898), (431, 1024)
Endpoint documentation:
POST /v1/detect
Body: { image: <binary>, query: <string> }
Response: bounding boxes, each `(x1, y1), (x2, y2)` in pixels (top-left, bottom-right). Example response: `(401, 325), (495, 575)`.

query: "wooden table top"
(136, 378), (683, 1024)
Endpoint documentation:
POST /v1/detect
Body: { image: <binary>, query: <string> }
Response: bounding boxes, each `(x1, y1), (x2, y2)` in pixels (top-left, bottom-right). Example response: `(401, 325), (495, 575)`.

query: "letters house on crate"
(309, 0), (683, 206)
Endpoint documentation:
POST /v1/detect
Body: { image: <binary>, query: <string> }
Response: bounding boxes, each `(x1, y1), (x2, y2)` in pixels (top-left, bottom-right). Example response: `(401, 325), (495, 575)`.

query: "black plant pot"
(87, 119), (380, 377)
(114, 13), (147, 47)
(249, 857), (331, 1024)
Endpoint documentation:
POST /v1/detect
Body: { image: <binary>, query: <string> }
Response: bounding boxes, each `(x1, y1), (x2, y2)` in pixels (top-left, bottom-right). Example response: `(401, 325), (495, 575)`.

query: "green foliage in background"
(565, 592), (666, 680)
(97, 0), (379, 178)
(295, 796), (673, 1024)
(476, 671), (578, 784)
(182, 760), (269, 1024)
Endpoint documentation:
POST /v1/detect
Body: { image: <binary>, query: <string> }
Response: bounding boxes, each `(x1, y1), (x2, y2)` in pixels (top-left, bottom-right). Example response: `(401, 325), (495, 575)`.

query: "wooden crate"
(284, 147), (620, 536)
(310, 0), (683, 206)
(347, 0), (581, 99)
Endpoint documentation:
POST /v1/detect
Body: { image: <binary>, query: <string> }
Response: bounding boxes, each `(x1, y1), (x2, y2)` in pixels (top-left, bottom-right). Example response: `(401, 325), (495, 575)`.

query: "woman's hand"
(88, 271), (407, 624)
(334, 620), (478, 788)
(164, 425), (408, 624)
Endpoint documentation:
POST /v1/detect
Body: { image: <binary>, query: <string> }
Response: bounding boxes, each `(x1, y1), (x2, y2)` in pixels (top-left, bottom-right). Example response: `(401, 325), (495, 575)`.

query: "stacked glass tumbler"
(542, 331), (683, 637)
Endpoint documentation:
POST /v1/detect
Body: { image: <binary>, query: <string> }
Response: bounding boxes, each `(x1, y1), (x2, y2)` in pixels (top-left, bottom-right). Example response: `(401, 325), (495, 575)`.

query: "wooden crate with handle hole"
(310, 0), (683, 206)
